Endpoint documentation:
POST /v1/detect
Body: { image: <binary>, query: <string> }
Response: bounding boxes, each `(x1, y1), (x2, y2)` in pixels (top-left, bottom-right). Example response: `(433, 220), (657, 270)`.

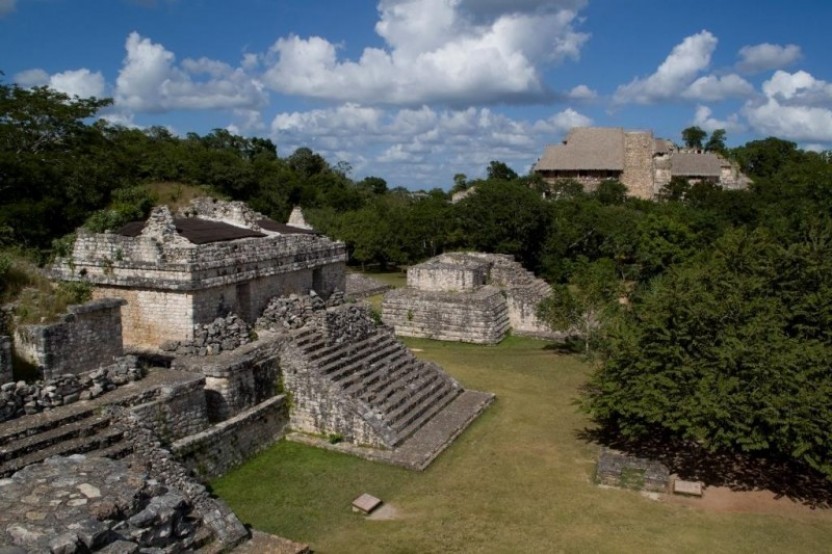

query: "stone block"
(673, 478), (704, 497)
(352, 494), (382, 514)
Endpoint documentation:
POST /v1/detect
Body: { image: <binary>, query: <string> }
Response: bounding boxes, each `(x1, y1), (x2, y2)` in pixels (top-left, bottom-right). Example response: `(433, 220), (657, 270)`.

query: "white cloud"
(49, 69), (107, 99)
(115, 32), (267, 112)
(13, 68), (49, 87)
(263, 0), (588, 106)
(737, 43), (801, 74)
(567, 84), (597, 100)
(692, 105), (744, 134)
(0, 0), (15, 17)
(615, 30), (717, 104)
(682, 74), (754, 102)
(271, 103), (590, 185)
(743, 70), (832, 143)
(14, 67), (107, 99)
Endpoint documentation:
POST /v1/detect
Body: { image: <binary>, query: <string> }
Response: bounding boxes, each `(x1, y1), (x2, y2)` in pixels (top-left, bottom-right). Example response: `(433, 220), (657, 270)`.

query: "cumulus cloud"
(692, 105), (744, 134)
(115, 32), (267, 112)
(743, 70), (832, 143)
(271, 103), (590, 185)
(615, 30), (717, 104)
(263, 0), (589, 106)
(13, 67), (107, 99)
(737, 43), (801, 74)
(682, 74), (754, 102)
(567, 84), (597, 100)
(0, 0), (15, 17)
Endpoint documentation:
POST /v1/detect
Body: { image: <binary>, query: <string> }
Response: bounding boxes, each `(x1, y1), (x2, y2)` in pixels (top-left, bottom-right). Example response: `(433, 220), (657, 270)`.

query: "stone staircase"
(0, 369), (202, 478)
(287, 322), (463, 448)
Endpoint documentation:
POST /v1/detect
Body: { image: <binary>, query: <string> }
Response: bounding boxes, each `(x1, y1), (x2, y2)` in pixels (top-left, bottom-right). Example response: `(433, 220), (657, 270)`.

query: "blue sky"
(2, 0), (830, 189)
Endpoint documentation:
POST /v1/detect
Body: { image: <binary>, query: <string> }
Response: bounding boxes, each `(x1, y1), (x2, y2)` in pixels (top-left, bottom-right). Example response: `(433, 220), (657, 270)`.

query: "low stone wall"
(345, 272), (392, 299)
(174, 333), (284, 422)
(0, 336), (11, 386)
(596, 448), (670, 492)
(382, 286), (510, 344)
(130, 373), (209, 443)
(161, 313), (253, 356)
(172, 395), (288, 479)
(0, 357), (144, 423)
(14, 298), (126, 380)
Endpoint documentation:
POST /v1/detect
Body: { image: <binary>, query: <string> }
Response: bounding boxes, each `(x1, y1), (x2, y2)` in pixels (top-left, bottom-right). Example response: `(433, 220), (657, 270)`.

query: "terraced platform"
(282, 314), (493, 469)
(0, 369), (204, 478)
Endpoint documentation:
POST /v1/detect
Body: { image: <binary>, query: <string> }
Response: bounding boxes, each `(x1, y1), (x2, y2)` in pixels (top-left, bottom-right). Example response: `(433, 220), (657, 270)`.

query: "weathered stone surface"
(673, 478), (704, 497)
(345, 272), (392, 300)
(596, 448), (671, 493)
(14, 299), (127, 380)
(0, 337), (11, 387)
(352, 493), (382, 514)
(382, 252), (558, 344)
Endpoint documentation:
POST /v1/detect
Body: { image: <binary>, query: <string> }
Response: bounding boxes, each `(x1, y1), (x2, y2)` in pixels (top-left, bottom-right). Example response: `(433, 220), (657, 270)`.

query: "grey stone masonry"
(383, 252), (558, 344)
(281, 304), (464, 448)
(596, 448), (671, 492)
(13, 298), (126, 380)
(0, 336), (11, 386)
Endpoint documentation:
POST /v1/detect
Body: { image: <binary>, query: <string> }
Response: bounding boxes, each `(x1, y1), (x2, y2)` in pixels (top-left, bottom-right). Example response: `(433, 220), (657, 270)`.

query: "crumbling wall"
(14, 298), (126, 380)
(0, 336), (11, 386)
(172, 395), (288, 479)
(383, 286), (510, 344)
(130, 375), (210, 442)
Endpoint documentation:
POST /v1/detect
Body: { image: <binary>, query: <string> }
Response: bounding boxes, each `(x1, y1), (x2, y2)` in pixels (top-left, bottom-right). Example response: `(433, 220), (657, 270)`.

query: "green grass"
(212, 336), (832, 553)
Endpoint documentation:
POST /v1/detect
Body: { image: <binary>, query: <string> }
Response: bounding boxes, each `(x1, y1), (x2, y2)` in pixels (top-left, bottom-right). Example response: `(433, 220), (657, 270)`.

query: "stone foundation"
(0, 336), (11, 385)
(172, 395), (289, 479)
(14, 298), (126, 380)
(130, 374), (210, 442)
(383, 286), (510, 344)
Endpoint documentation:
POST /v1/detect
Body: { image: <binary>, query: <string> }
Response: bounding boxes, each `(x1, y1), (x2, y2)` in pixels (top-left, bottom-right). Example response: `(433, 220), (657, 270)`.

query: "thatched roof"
(670, 152), (725, 177)
(534, 128), (625, 171)
(654, 138), (674, 155)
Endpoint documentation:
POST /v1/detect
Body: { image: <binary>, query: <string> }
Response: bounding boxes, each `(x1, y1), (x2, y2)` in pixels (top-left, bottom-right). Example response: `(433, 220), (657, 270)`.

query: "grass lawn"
(212, 335), (832, 553)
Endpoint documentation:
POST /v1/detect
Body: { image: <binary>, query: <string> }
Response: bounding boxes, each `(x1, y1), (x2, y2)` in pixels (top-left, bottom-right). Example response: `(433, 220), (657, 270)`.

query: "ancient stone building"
(382, 253), (555, 344)
(533, 127), (750, 198)
(52, 199), (347, 349)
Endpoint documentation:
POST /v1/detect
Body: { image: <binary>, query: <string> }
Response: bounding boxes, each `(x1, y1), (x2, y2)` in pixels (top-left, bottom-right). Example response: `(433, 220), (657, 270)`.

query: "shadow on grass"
(578, 426), (832, 509)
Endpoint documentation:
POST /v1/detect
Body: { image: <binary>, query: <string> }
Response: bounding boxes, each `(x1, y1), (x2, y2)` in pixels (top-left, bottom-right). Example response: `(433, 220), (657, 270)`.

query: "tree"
(594, 179), (627, 205)
(585, 225), (832, 479)
(537, 258), (622, 354)
(704, 129), (726, 154)
(681, 126), (707, 149)
(486, 160), (518, 181)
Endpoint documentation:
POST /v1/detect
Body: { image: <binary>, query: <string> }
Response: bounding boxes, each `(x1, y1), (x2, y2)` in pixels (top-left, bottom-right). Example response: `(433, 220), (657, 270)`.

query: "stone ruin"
(0, 198), (494, 551)
(595, 448), (670, 493)
(0, 335), (11, 387)
(382, 252), (556, 344)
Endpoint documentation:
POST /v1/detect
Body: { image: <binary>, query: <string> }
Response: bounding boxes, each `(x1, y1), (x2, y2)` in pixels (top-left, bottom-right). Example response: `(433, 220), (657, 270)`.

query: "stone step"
(0, 426), (127, 478)
(0, 403), (99, 449)
(379, 371), (445, 422)
(0, 413), (111, 463)
(325, 340), (402, 381)
(309, 333), (386, 365)
(96, 439), (135, 461)
(339, 350), (410, 395)
(354, 356), (415, 402)
(290, 327), (323, 349)
(392, 386), (461, 446)
(361, 359), (425, 406)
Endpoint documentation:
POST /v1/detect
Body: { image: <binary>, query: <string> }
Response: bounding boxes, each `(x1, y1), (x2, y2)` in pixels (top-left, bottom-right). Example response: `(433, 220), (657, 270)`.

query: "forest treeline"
(4, 82), (832, 480)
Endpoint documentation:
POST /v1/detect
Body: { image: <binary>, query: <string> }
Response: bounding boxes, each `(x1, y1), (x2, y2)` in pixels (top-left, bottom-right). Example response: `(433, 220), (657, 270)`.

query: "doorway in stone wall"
(236, 282), (252, 322)
(312, 267), (324, 295)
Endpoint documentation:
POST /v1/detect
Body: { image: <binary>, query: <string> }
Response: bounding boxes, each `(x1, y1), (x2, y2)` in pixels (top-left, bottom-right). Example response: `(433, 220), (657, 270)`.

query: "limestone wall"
(174, 334), (284, 422)
(622, 131), (655, 199)
(281, 342), (388, 447)
(55, 230), (347, 292)
(0, 336), (11, 385)
(172, 395), (288, 479)
(92, 287), (193, 347)
(130, 374), (209, 442)
(382, 286), (510, 344)
(14, 299), (126, 380)
(407, 264), (487, 292)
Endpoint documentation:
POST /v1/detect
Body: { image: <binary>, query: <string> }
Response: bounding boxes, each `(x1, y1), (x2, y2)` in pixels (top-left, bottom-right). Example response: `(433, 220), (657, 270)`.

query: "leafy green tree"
(585, 225), (832, 479)
(537, 258), (622, 354)
(704, 129), (727, 153)
(681, 126), (707, 149)
(486, 160), (519, 181)
(594, 179), (627, 205)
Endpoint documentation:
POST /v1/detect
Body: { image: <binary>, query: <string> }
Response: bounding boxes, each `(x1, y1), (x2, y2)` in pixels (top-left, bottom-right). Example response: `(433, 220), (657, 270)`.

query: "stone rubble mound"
(161, 314), (252, 356)
(256, 290), (345, 331)
(0, 455), (213, 553)
(0, 357), (144, 424)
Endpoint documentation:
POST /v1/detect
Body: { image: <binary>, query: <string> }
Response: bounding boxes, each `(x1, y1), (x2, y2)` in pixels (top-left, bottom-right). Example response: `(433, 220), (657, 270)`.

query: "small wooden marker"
(352, 493), (383, 514)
